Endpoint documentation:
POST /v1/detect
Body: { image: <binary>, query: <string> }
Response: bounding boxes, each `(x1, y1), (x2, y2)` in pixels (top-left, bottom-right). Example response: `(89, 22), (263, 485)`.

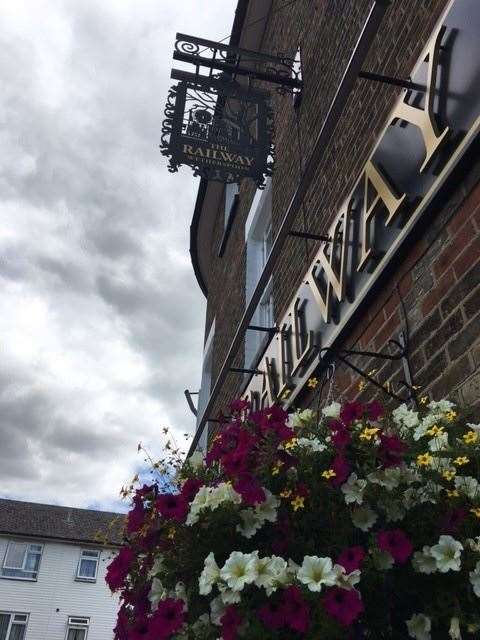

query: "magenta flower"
(233, 472), (266, 505)
(377, 529), (413, 564)
(378, 434), (407, 468)
(367, 400), (384, 420)
(106, 547), (135, 592)
(230, 398), (251, 414)
(340, 401), (364, 425)
(180, 478), (203, 504)
(441, 507), (467, 535)
(151, 598), (185, 639)
(323, 587), (364, 626)
(220, 605), (242, 640)
(331, 428), (352, 450)
(258, 601), (285, 630)
(330, 455), (351, 487)
(127, 496), (146, 535)
(155, 493), (188, 522)
(282, 585), (310, 633)
(337, 546), (366, 573)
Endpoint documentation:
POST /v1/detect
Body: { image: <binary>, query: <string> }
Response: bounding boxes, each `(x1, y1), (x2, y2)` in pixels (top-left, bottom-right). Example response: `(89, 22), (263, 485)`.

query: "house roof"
(0, 498), (125, 546)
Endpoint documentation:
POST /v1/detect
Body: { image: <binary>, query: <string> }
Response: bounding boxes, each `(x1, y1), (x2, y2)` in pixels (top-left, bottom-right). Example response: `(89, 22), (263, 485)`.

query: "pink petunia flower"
(258, 601), (285, 630)
(106, 547), (135, 592)
(323, 587), (364, 626)
(337, 546), (366, 573)
(151, 598), (185, 639)
(155, 493), (188, 522)
(282, 585), (310, 633)
(220, 606), (242, 640)
(340, 402), (364, 426)
(367, 400), (384, 420)
(378, 434), (407, 468)
(377, 529), (413, 564)
(330, 455), (351, 487)
(233, 472), (265, 505)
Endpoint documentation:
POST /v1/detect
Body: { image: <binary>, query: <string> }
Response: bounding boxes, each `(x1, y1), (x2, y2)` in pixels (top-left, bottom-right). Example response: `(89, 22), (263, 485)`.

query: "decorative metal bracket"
(173, 33), (303, 95)
(289, 230), (331, 242)
(318, 331), (419, 407)
(230, 367), (264, 376)
(247, 324), (279, 336)
(184, 389), (198, 417)
(358, 71), (426, 92)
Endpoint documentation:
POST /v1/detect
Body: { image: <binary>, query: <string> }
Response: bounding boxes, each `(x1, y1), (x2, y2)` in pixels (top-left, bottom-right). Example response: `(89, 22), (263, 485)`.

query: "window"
(66, 617), (89, 640)
(218, 183), (240, 256)
(0, 612), (28, 640)
(1, 542), (42, 580)
(196, 319), (215, 453)
(245, 179), (274, 368)
(76, 550), (100, 581)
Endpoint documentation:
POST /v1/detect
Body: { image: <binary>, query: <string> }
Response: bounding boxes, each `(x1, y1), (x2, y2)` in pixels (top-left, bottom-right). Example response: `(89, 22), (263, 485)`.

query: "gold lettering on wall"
(391, 26), (449, 172)
(358, 161), (406, 270)
(309, 201), (352, 320)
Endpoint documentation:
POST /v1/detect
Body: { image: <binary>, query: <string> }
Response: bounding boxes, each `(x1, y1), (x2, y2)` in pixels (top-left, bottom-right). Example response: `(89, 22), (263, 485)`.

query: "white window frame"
(0, 612), (29, 640)
(196, 319), (215, 453)
(1, 541), (43, 581)
(75, 550), (100, 582)
(245, 179), (274, 368)
(65, 617), (89, 640)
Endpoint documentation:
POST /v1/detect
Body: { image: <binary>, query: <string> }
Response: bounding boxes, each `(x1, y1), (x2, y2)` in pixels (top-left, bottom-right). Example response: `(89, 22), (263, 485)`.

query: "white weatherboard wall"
(0, 536), (119, 640)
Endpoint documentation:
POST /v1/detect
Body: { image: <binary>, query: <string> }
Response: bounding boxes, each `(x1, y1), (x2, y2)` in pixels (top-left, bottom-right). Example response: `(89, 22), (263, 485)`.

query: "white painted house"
(0, 499), (124, 640)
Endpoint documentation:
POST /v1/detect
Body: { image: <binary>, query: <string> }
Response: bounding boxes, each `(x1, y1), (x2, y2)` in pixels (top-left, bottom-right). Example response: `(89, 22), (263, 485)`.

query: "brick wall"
(197, 0), (479, 427)
(304, 157), (480, 411)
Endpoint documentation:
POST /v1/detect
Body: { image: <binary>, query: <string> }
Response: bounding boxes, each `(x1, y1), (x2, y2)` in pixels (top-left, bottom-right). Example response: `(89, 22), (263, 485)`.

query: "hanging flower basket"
(107, 397), (480, 639)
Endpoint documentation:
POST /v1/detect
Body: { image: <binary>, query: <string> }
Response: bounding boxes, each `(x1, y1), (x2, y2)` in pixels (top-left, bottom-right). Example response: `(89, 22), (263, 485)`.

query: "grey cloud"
(0, 0), (237, 508)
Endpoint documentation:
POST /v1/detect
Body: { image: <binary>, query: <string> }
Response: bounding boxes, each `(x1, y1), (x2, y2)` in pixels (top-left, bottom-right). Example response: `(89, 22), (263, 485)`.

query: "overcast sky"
(0, 0), (236, 511)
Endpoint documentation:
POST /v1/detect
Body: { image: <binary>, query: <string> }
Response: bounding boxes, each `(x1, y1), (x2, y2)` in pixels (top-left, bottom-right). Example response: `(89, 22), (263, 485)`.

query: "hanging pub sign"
(161, 76), (275, 186)
(160, 33), (303, 186)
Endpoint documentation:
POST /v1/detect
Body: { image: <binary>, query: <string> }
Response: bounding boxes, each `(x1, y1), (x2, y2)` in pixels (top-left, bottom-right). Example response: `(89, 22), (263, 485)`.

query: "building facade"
(188, 0), (480, 452)
(0, 499), (123, 640)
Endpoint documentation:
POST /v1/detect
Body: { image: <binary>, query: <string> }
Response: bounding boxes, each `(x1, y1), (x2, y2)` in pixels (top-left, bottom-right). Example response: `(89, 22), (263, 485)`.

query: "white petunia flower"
(236, 509), (262, 539)
(341, 473), (367, 505)
(449, 617), (462, 639)
(467, 422), (480, 433)
(371, 549), (394, 570)
(220, 552), (258, 592)
(218, 582), (242, 604)
(188, 451), (204, 470)
(297, 556), (338, 592)
(470, 561), (480, 597)
(412, 547), (437, 574)
(383, 500), (406, 523)
(148, 577), (166, 609)
(290, 408), (315, 428)
(295, 437), (327, 452)
(335, 568), (361, 590)
(351, 505), (378, 532)
(148, 555), (165, 578)
(186, 486), (210, 525)
(322, 401), (341, 418)
(466, 536), (480, 552)
(430, 535), (463, 573)
(393, 404), (419, 431)
(454, 476), (479, 500)
(428, 433), (449, 452)
(367, 468), (401, 491)
(407, 613), (432, 640)
(428, 399), (455, 413)
(210, 595), (226, 626)
(267, 556), (289, 593)
(199, 552), (220, 595)
(254, 489), (280, 523)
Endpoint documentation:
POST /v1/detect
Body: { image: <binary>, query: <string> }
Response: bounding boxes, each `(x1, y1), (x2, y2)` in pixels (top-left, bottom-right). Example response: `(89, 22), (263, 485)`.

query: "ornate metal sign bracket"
(172, 33), (303, 95)
(318, 331), (419, 407)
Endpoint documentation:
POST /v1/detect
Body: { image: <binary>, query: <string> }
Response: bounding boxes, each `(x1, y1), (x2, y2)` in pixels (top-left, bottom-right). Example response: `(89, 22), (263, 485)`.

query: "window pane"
(8, 624), (26, 640)
(4, 543), (27, 569)
(81, 551), (99, 559)
(24, 552), (40, 572)
(79, 559), (97, 578)
(0, 614), (10, 640)
(67, 629), (86, 640)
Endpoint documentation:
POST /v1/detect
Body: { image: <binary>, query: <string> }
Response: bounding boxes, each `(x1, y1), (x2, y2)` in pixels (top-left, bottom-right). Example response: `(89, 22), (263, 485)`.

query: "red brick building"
(186, 0), (480, 453)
